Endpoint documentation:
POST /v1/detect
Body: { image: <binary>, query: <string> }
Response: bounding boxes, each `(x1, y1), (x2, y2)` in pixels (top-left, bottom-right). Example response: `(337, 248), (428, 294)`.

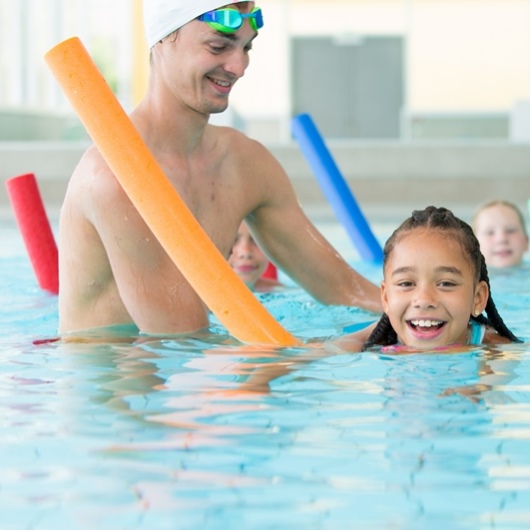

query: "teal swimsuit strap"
(468, 320), (486, 345)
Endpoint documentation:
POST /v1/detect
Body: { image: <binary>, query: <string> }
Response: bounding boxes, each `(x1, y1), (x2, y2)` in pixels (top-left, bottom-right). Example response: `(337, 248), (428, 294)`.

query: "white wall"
(233, 0), (408, 135)
(0, 0), (132, 111)
(408, 0), (530, 112)
(233, 0), (530, 124)
(1, 0), (530, 135)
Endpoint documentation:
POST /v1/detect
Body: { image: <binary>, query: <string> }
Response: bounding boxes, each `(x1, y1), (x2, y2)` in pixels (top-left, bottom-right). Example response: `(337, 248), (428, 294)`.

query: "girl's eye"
(438, 281), (456, 288)
(397, 281), (413, 288)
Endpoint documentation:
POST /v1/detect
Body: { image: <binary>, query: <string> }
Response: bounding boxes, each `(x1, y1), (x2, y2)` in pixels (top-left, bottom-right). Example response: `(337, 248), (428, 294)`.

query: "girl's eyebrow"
(435, 266), (463, 276)
(390, 266), (463, 277)
(390, 266), (415, 277)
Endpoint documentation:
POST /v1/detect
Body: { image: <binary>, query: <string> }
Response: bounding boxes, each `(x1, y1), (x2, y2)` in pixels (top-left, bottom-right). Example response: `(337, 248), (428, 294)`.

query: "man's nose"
(224, 49), (249, 79)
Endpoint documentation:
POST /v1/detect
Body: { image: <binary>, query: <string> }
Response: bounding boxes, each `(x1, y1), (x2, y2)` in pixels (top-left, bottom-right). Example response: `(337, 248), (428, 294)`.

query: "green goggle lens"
(198, 7), (263, 33)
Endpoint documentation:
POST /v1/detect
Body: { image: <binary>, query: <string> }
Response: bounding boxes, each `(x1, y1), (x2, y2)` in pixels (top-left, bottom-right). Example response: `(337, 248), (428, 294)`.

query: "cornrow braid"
(361, 206), (521, 351)
(473, 252), (520, 342)
(362, 313), (396, 351)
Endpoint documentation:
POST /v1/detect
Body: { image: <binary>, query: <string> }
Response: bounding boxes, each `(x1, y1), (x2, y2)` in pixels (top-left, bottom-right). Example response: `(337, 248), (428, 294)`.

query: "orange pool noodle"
(44, 37), (298, 346)
(5, 173), (59, 294)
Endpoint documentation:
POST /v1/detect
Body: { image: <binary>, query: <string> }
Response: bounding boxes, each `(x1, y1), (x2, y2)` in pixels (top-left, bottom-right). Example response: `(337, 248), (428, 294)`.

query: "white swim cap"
(144, 0), (250, 49)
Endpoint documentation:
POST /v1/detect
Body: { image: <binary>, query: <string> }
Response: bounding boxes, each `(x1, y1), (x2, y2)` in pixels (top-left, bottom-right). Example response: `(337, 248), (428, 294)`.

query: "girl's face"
(474, 204), (528, 268)
(229, 223), (268, 288)
(381, 228), (488, 349)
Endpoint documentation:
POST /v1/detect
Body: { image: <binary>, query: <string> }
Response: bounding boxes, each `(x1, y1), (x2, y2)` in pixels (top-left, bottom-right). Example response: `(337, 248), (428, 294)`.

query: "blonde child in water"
(229, 222), (283, 292)
(334, 206), (520, 353)
(472, 200), (528, 269)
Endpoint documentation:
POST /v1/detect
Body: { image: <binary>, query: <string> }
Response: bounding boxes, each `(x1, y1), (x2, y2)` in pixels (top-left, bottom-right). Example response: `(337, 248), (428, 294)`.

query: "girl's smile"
(406, 319), (447, 340)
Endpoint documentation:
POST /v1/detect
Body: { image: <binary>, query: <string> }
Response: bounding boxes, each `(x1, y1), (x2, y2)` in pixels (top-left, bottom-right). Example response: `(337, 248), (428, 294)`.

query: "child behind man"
(229, 222), (283, 292)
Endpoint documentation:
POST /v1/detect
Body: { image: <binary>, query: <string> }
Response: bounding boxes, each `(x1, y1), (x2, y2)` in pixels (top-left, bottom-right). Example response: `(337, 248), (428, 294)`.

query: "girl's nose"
(413, 286), (438, 308)
(495, 231), (508, 242)
(235, 241), (253, 258)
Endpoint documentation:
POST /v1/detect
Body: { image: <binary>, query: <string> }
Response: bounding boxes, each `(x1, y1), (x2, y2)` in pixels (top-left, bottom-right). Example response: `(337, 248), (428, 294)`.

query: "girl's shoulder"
(483, 326), (512, 345)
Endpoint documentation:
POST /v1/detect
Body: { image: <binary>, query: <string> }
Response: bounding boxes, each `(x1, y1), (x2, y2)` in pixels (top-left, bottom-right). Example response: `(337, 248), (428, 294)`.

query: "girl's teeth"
(411, 320), (441, 327)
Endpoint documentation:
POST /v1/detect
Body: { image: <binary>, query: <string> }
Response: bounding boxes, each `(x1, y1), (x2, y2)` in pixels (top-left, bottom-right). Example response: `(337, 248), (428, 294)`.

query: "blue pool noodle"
(291, 113), (384, 262)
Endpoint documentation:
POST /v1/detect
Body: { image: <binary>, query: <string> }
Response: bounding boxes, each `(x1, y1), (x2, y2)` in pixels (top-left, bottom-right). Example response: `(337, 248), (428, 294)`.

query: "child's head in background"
(472, 200), (528, 268)
(229, 222), (281, 292)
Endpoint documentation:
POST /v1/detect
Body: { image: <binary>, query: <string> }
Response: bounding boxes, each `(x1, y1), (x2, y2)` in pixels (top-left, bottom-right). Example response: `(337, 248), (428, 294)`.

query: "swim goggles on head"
(198, 7), (264, 33)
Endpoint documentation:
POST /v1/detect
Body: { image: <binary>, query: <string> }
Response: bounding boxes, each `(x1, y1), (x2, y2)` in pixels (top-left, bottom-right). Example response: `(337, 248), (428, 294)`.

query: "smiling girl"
(336, 206), (520, 353)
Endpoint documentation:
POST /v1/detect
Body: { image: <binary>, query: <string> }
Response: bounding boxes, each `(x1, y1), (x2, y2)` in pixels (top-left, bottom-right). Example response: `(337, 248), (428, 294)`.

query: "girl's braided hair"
(362, 206), (520, 351)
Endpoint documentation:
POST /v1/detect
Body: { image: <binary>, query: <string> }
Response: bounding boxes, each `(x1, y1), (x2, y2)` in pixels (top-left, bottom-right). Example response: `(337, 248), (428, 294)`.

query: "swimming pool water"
(1, 217), (530, 530)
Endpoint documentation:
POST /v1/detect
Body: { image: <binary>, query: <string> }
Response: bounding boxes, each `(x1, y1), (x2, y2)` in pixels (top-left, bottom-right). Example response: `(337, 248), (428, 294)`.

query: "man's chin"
(209, 101), (230, 114)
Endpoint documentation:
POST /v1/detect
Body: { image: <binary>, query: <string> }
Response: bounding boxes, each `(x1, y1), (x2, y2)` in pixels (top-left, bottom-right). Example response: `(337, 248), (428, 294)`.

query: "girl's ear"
(381, 281), (389, 314)
(473, 280), (489, 316)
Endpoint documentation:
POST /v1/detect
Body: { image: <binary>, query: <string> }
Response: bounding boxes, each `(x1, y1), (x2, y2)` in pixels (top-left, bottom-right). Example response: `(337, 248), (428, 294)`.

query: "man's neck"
(132, 95), (210, 155)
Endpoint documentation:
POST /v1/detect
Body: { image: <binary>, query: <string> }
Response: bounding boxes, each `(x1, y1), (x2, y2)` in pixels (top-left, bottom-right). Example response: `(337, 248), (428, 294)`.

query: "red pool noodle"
(262, 262), (278, 280)
(5, 173), (59, 294)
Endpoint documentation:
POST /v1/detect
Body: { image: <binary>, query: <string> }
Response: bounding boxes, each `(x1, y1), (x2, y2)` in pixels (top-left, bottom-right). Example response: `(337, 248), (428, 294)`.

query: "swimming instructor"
(58, 0), (382, 337)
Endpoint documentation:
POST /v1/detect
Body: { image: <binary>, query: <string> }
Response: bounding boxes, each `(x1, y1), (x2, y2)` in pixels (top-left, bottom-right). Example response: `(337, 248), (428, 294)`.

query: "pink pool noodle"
(5, 173), (59, 294)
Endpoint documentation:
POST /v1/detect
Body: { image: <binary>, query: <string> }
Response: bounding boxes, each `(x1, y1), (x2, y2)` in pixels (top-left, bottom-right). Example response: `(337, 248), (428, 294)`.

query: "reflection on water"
(1, 219), (530, 529)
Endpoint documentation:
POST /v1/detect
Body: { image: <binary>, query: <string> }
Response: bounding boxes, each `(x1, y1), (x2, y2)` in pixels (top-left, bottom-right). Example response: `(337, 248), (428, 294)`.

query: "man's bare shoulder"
(208, 125), (292, 199)
(74, 145), (114, 179)
(66, 145), (129, 227)
(207, 124), (279, 164)
(72, 146), (125, 196)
